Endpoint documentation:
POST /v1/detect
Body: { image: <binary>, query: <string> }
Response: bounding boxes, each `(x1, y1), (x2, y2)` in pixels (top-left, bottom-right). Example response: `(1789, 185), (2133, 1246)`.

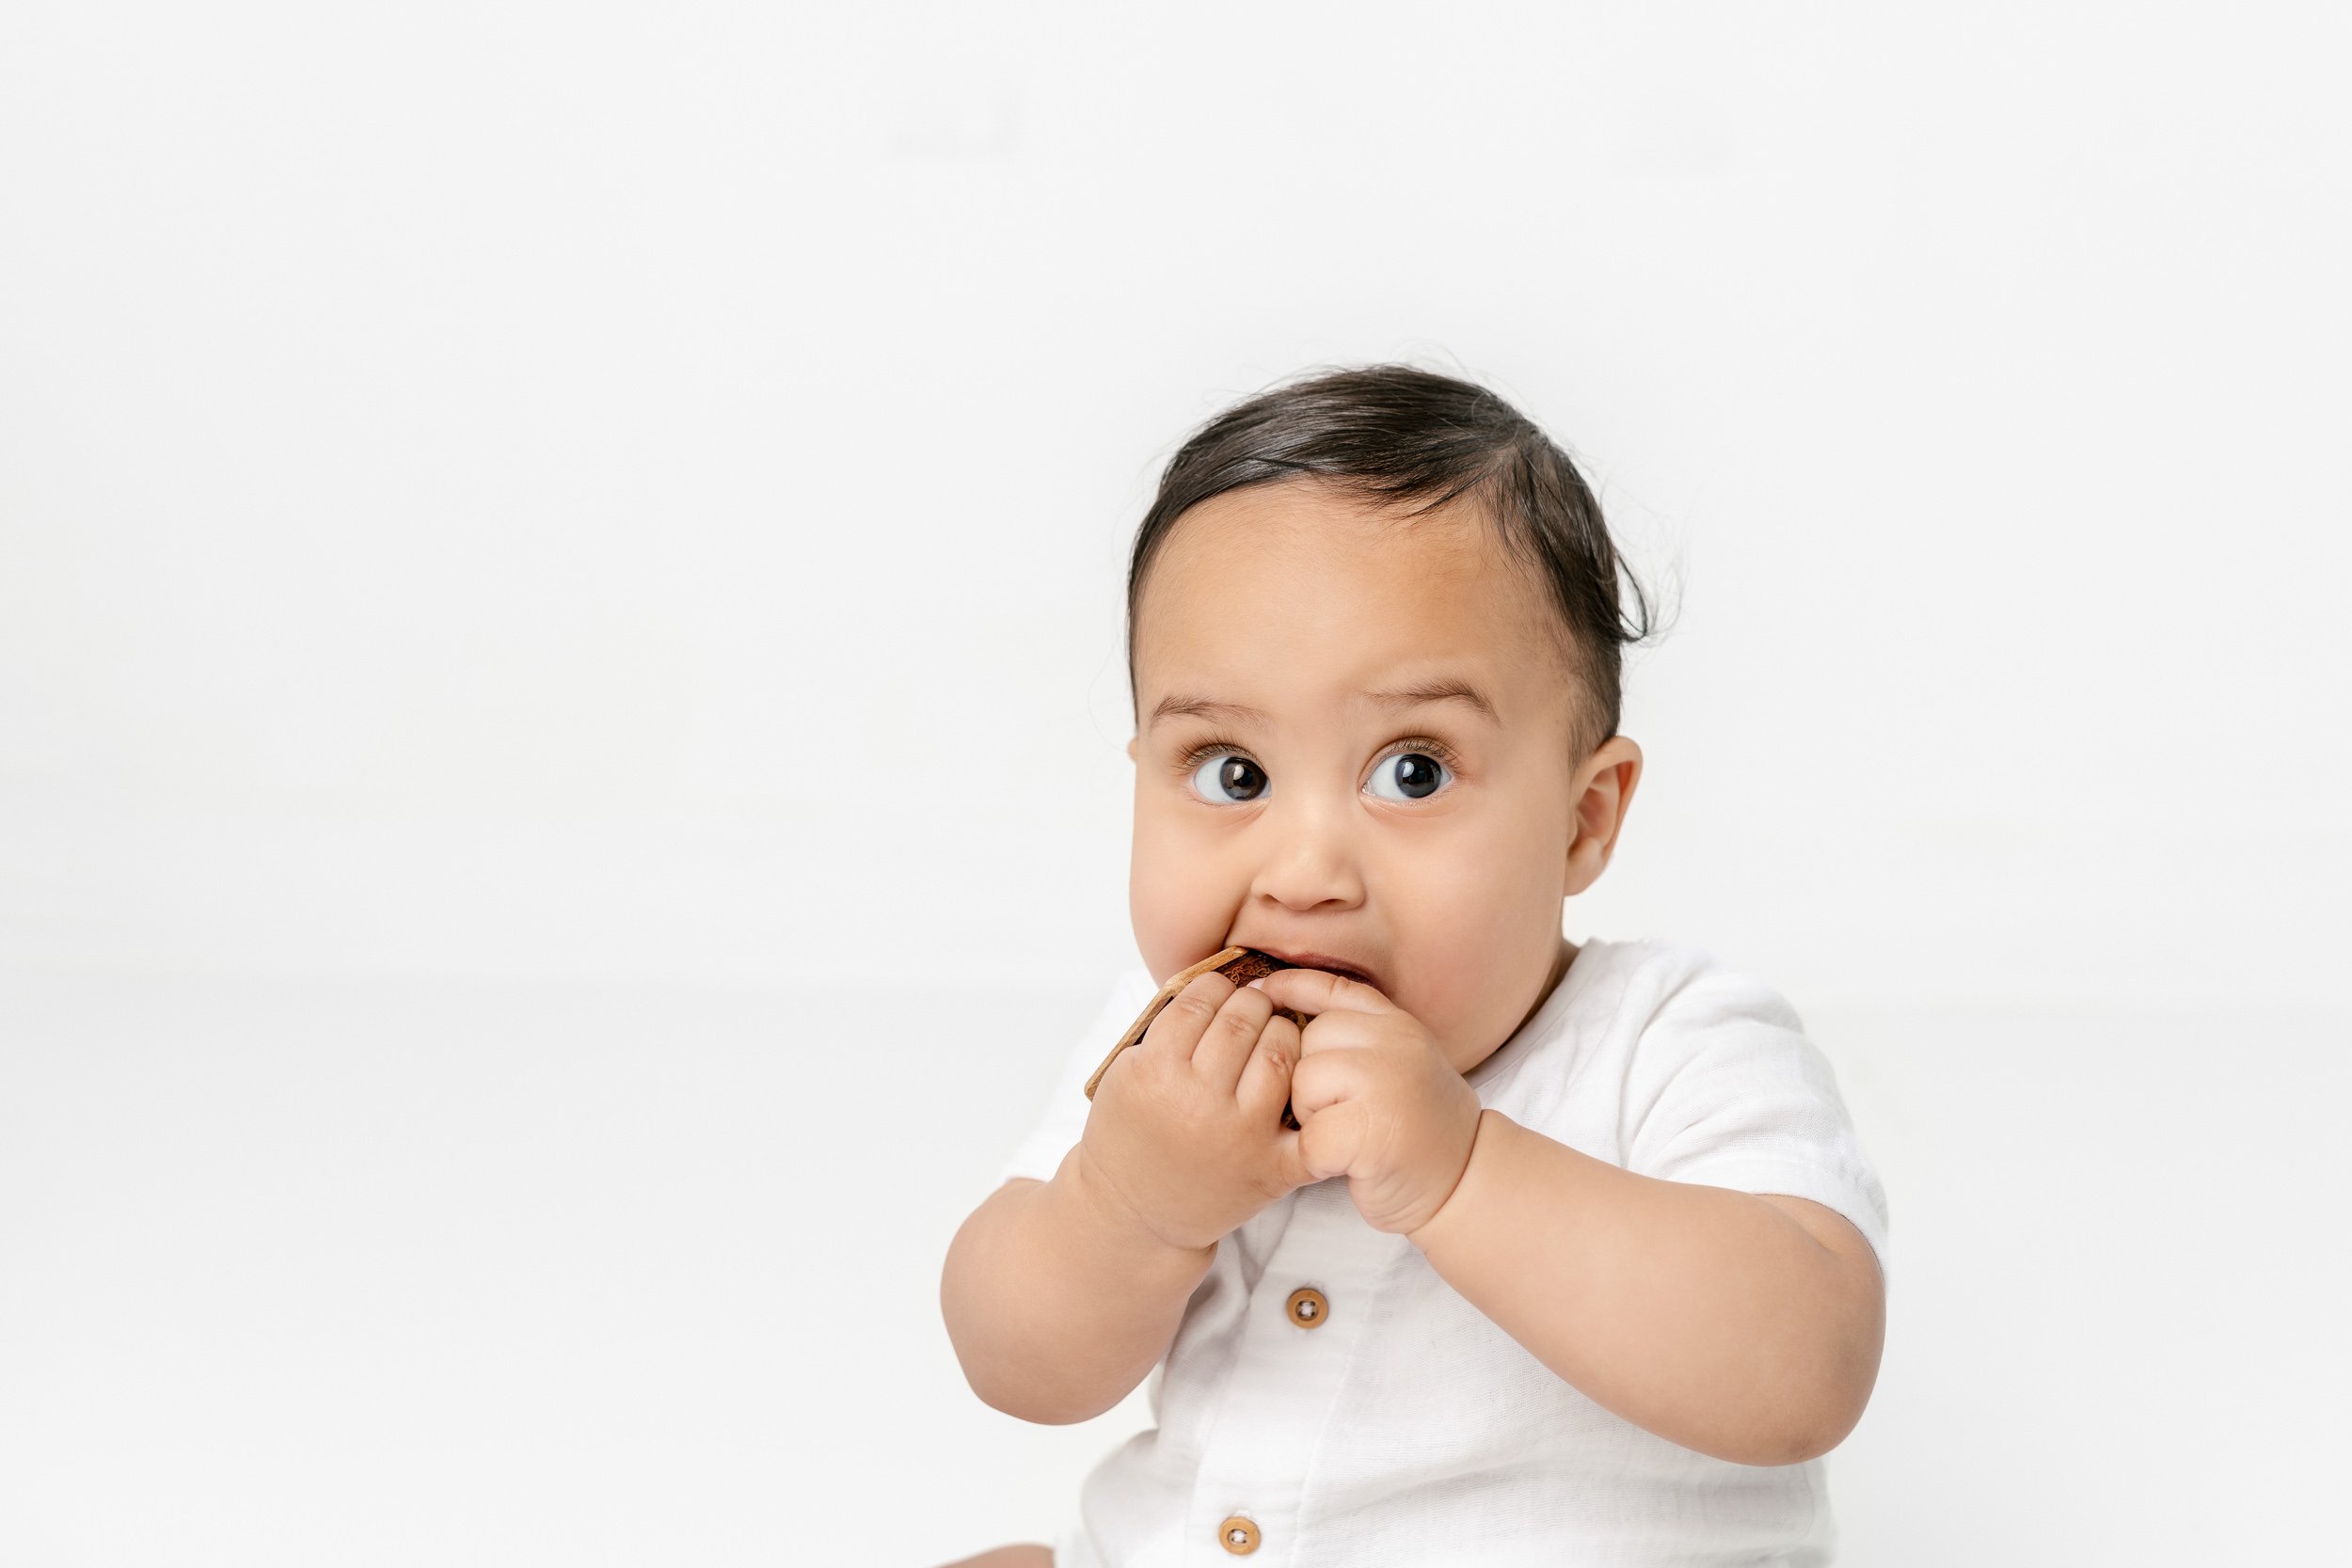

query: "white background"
(3, 2), (2346, 1563)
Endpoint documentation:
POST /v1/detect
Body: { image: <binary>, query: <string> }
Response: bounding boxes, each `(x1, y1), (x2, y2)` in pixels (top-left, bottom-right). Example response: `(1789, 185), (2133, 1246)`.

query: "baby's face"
(1126, 478), (1641, 1077)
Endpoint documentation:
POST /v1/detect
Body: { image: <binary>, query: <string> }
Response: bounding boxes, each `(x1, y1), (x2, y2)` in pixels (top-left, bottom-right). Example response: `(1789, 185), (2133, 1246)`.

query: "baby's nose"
(1253, 800), (1366, 892)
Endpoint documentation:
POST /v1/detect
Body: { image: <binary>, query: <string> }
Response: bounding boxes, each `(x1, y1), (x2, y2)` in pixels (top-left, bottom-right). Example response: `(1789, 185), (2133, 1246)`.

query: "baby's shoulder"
(1500, 938), (1855, 1177)
(1493, 938), (1812, 1117)
(1575, 935), (1805, 1037)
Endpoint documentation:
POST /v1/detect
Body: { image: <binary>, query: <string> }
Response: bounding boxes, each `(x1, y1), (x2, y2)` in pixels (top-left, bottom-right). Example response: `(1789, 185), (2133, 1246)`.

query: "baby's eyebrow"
(1149, 677), (1499, 731)
(1370, 677), (1500, 725)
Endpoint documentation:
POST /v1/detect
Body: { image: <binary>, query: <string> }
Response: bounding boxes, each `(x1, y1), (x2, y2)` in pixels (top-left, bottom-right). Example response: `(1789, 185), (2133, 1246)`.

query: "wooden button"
(1216, 1515), (1261, 1555)
(1285, 1286), (1329, 1328)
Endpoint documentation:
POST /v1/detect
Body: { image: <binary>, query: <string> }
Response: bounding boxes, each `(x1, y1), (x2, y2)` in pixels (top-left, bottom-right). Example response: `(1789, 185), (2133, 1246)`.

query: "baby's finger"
(1141, 970), (1239, 1060)
(1234, 1009), (1302, 1116)
(1266, 1121), (1317, 1193)
(1247, 966), (1392, 1019)
(1191, 986), (1275, 1089)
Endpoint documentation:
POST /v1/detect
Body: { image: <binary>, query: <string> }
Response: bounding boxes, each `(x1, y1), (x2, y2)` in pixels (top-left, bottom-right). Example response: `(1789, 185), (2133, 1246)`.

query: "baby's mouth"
(1238, 944), (1381, 992)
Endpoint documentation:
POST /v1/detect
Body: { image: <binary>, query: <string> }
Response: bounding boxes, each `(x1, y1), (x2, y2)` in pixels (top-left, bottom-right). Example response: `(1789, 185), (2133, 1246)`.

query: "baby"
(937, 366), (1889, 1567)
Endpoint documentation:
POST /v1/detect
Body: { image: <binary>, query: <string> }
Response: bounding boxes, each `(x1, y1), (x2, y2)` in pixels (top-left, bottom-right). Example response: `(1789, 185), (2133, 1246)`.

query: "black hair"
(1125, 364), (1668, 763)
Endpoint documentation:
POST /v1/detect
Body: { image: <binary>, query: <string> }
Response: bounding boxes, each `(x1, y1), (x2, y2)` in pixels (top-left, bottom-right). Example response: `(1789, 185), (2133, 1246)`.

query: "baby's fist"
(1248, 968), (1483, 1236)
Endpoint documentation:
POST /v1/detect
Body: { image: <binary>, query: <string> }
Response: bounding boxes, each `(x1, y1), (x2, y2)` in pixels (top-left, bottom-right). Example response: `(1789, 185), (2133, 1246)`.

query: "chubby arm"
(1407, 1109), (1885, 1466)
(940, 1146), (1216, 1425)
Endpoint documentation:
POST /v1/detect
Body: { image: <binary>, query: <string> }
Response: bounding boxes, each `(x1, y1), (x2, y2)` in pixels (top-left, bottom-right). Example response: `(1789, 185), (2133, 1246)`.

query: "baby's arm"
(940, 1144), (1216, 1425)
(1409, 1110), (1885, 1466)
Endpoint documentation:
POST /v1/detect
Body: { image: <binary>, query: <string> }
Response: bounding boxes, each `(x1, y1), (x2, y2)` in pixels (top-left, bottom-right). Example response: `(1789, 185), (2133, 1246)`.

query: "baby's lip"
(1243, 945), (1381, 991)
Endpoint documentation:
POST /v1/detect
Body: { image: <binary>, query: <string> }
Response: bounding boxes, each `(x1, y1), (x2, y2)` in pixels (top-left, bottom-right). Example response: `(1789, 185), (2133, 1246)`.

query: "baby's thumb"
(1270, 1125), (1318, 1192)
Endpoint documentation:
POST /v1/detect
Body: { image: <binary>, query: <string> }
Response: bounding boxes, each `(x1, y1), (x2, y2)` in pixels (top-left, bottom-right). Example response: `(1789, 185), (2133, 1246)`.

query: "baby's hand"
(1245, 969), (1485, 1237)
(1078, 969), (1317, 1253)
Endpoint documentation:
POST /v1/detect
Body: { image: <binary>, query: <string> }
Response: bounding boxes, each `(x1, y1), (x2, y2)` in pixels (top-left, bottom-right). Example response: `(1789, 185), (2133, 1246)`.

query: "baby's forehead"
(1139, 484), (1568, 677)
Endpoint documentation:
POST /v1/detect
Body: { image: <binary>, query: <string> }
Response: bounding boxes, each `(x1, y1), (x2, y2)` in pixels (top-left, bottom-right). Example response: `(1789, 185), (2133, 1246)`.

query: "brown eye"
(1189, 752), (1267, 802)
(1368, 751), (1450, 801)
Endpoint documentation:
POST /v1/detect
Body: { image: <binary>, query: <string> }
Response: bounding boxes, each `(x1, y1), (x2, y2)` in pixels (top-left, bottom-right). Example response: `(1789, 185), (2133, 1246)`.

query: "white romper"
(993, 936), (1893, 1568)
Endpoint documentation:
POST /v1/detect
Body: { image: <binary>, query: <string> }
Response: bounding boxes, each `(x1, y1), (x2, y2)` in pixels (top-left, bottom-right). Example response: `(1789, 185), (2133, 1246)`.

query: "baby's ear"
(1125, 736), (1137, 763)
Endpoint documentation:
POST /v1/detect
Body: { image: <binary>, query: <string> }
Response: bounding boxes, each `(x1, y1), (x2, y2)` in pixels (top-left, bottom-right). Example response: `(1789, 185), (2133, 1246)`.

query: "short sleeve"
(1622, 963), (1892, 1288)
(994, 967), (1161, 1188)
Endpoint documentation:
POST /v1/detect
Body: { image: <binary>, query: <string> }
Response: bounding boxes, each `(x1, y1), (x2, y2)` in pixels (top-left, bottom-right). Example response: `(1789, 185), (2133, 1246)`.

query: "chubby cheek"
(1392, 882), (1547, 1073)
(1395, 932), (1495, 1069)
(1129, 804), (1232, 987)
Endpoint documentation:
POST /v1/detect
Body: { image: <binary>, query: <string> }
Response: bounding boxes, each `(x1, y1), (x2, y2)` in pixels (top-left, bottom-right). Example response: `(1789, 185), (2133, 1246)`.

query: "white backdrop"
(3, 3), (2346, 1563)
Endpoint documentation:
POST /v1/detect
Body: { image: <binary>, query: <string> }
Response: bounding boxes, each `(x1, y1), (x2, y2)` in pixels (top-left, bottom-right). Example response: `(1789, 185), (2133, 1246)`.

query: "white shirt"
(994, 936), (1892, 1567)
